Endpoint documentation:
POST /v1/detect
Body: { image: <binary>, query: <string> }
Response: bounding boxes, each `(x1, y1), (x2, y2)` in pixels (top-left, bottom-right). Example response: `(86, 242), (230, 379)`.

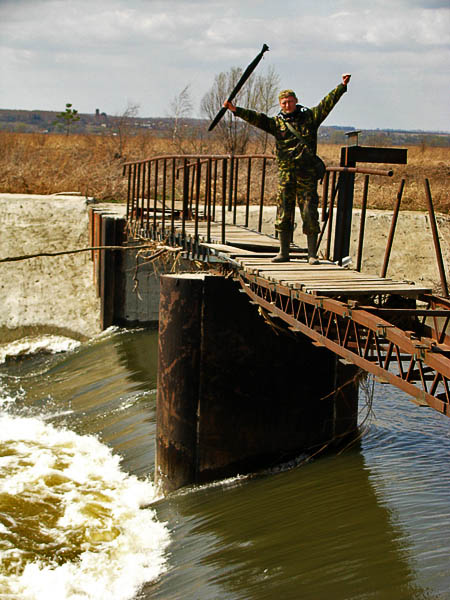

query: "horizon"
(1, 105), (449, 136)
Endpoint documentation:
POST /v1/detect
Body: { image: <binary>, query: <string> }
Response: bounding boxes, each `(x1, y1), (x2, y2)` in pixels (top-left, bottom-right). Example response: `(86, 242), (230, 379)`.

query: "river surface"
(0, 327), (449, 600)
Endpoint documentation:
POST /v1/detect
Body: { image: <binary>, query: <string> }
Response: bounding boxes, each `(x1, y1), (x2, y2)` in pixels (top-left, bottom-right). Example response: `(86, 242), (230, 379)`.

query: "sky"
(0, 0), (449, 131)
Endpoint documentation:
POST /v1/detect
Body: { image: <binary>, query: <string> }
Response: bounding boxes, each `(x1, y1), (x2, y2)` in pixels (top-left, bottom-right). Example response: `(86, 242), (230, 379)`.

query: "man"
(223, 73), (351, 263)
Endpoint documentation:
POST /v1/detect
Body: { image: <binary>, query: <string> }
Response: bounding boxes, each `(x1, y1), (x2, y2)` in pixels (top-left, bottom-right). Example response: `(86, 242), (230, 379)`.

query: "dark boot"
(307, 233), (319, 265)
(271, 230), (291, 263)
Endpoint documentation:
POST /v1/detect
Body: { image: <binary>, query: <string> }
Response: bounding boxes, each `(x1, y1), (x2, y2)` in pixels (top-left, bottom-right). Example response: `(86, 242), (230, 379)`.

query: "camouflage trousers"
(275, 162), (320, 235)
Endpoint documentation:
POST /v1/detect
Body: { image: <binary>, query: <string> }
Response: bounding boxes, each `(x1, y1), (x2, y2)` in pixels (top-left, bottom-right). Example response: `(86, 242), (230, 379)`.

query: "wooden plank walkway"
(183, 222), (279, 249)
(171, 220), (433, 298)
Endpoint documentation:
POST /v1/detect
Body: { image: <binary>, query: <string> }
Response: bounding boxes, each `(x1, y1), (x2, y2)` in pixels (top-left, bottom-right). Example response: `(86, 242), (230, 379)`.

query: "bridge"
(106, 145), (449, 490)
(122, 148), (449, 417)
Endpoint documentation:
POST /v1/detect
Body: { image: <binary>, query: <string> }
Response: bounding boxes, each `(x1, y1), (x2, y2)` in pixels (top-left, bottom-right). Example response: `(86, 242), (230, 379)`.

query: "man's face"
(279, 95), (297, 114)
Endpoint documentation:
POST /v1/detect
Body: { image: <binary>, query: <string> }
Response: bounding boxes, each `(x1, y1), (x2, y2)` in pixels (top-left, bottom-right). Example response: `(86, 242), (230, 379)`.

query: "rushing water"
(0, 328), (449, 600)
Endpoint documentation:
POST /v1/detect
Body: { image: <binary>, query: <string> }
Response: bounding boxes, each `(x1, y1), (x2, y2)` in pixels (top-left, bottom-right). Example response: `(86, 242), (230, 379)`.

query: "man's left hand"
(342, 73), (351, 86)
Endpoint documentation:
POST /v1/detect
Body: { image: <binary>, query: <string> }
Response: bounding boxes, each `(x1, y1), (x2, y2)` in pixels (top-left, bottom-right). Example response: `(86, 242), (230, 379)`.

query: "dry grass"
(0, 131), (169, 201)
(0, 132), (448, 213)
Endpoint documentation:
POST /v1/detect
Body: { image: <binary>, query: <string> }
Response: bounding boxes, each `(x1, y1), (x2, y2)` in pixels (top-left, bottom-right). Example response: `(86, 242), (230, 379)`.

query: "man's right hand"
(223, 100), (236, 112)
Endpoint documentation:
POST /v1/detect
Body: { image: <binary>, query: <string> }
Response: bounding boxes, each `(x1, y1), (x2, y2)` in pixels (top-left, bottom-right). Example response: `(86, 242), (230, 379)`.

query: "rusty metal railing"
(237, 273), (450, 416)
(318, 166), (393, 265)
(123, 154), (396, 263)
(123, 154), (449, 297)
(122, 154), (277, 245)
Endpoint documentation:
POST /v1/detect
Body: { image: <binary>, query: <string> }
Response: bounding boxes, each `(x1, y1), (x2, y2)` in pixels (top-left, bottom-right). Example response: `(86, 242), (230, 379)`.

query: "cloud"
(0, 0), (448, 130)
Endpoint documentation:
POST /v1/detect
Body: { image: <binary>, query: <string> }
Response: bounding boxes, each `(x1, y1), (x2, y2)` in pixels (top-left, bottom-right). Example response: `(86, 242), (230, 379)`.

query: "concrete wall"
(115, 244), (162, 326)
(114, 248), (203, 327)
(0, 193), (193, 342)
(0, 194), (103, 341)
(91, 213), (202, 330)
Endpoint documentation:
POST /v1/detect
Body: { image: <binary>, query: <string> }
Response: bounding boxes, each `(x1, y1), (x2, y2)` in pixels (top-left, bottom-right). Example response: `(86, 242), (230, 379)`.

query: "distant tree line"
(0, 73), (448, 152)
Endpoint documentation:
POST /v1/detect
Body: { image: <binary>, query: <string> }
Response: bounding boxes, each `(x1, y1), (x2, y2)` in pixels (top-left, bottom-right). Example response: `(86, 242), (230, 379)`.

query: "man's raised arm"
(311, 73), (352, 127)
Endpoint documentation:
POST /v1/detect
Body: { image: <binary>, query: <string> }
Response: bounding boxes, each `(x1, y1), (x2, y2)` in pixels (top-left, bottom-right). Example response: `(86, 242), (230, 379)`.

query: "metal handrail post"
(245, 157), (252, 228)
(233, 157), (239, 225)
(381, 178), (405, 278)
(161, 158), (167, 233)
(131, 164), (137, 225)
(146, 161), (151, 230)
(182, 157), (189, 240)
(206, 158), (212, 243)
(153, 159), (159, 230)
(212, 159), (218, 221)
(424, 178), (449, 297)
(131, 165), (139, 225)
(325, 171), (337, 260)
(125, 165), (131, 220)
(194, 158), (201, 240)
(227, 155), (234, 211)
(171, 158), (176, 236)
(258, 157), (267, 233)
(190, 164), (195, 213)
(136, 163), (142, 227)
(222, 158), (227, 244)
(141, 162), (147, 230)
(356, 175), (370, 272)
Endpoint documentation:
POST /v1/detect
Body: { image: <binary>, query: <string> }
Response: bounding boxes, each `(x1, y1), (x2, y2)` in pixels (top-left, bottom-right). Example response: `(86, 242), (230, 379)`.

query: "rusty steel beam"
(424, 179), (449, 297)
(148, 166), (154, 228)
(356, 175), (369, 272)
(258, 157), (267, 233)
(221, 158), (227, 244)
(237, 273), (450, 416)
(245, 157), (252, 227)
(328, 166), (394, 177)
(381, 179), (405, 279)
(325, 170), (337, 260)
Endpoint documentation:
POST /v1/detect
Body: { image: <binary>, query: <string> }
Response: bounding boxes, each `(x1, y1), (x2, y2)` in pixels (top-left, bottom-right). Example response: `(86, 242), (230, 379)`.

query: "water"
(0, 328), (449, 600)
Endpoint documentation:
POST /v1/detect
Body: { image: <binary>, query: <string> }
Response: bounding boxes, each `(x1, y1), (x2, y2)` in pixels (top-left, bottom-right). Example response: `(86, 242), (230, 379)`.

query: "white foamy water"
(0, 335), (81, 364)
(0, 413), (170, 600)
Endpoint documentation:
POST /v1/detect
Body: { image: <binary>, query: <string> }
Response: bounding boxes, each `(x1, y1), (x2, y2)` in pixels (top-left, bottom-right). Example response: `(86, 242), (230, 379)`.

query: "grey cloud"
(391, 0), (450, 8)
(0, 0), (448, 130)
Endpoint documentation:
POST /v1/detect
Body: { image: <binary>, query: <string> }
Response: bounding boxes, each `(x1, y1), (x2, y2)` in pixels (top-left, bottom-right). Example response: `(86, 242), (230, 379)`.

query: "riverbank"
(0, 194), (448, 342)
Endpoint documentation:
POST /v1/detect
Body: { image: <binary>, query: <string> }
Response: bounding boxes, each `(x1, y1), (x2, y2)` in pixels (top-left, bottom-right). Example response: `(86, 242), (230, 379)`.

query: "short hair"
(278, 89), (297, 101)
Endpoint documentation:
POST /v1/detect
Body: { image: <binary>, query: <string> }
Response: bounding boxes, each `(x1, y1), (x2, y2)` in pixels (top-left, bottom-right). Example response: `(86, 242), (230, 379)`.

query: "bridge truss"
(237, 273), (450, 416)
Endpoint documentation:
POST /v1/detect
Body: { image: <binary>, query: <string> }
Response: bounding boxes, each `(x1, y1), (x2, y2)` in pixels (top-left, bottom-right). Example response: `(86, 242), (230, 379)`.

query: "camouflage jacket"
(234, 83), (347, 166)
